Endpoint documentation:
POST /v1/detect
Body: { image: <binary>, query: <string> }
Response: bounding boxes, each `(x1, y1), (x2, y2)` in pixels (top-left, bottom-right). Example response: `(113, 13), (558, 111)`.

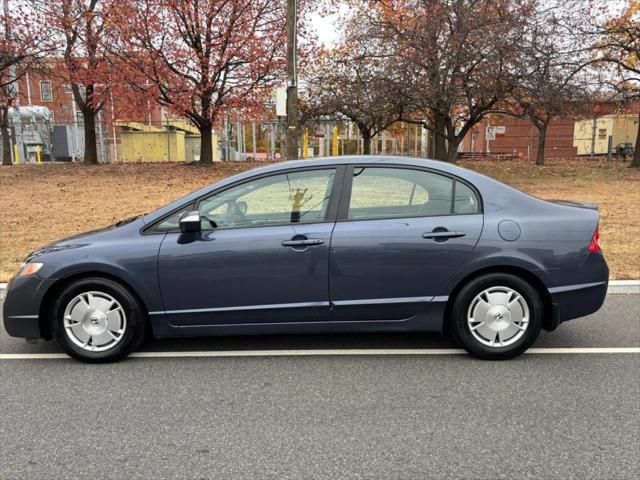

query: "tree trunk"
(536, 124), (548, 166)
(631, 112), (640, 168)
(433, 113), (447, 161)
(1, 105), (11, 165)
(199, 124), (213, 164)
(361, 129), (372, 155)
(445, 138), (459, 163)
(82, 107), (99, 165)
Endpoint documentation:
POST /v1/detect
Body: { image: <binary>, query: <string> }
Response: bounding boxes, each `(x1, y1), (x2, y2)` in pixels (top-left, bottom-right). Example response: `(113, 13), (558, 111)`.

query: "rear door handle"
(282, 239), (325, 247)
(422, 231), (466, 239)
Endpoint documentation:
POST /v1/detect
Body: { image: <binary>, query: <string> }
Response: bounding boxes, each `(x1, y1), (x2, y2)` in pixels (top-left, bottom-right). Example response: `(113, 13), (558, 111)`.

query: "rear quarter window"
(454, 181), (480, 214)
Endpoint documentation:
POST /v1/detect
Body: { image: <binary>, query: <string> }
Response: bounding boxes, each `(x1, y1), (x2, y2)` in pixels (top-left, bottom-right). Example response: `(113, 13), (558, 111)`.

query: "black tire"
(450, 273), (542, 360)
(51, 277), (146, 363)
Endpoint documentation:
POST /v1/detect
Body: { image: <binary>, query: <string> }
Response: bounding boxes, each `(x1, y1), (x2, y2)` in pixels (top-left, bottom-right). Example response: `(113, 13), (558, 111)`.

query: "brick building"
(15, 68), (162, 125)
(460, 101), (639, 159)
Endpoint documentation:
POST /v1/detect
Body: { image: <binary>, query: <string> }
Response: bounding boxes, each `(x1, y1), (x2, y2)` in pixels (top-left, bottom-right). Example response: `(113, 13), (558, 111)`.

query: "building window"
(40, 81), (53, 102)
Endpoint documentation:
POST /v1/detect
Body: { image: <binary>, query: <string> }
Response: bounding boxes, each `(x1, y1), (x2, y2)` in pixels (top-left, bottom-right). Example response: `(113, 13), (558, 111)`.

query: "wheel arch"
(443, 265), (554, 335)
(38, 271), (150, 340)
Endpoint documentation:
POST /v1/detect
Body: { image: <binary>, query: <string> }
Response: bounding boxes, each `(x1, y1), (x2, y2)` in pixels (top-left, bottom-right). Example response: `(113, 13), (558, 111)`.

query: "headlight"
(17, 262), (44, 276)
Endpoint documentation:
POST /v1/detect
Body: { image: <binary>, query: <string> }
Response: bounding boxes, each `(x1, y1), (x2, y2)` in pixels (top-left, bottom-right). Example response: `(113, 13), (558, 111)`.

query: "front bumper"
(3, 275), (56, 339)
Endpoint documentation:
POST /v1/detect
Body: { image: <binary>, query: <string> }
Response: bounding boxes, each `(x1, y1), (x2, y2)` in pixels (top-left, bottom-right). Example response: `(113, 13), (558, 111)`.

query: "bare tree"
(369, 0), (529, 162)
(504, 2), (592, 165)
(305, 17), (403, 154)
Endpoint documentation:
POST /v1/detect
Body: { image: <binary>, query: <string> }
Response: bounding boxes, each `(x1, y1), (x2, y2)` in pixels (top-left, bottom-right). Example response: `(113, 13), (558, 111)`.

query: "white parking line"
(0, 347), (638, 360)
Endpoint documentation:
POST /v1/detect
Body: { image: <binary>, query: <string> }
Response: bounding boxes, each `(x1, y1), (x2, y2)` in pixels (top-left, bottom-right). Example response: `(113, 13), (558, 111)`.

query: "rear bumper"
(550, 280), (608, 326)
(3, 275), (56, 339)
(545, 251), (609, 328)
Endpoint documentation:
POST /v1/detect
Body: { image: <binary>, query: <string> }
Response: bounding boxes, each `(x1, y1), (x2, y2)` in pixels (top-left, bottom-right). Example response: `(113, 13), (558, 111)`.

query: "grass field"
(1, 158), (638, 281)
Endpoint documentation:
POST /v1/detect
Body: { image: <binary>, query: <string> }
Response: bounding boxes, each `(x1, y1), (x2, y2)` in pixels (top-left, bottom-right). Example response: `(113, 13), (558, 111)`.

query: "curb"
(607, 280), (640, 295)
(0, 280), (638, 302)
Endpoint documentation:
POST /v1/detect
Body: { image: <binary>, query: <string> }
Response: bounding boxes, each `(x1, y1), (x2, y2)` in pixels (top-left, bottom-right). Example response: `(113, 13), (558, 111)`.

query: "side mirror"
(179, 210), (201, 233)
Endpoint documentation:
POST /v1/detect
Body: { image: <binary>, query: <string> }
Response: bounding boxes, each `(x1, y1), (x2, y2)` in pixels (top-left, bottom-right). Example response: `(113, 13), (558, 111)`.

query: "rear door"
(329, 166), (483, 321)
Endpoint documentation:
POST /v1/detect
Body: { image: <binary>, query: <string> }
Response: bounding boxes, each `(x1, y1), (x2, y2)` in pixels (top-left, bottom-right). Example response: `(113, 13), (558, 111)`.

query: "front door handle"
(422, 231), (466, 239)
(282, 238), (325, 247)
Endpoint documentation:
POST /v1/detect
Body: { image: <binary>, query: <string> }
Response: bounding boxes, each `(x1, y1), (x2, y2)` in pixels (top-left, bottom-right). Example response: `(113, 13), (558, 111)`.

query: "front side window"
(198, 169), (336, 229)
(40, 81), (53, 101)
(348, 167), (460, 220)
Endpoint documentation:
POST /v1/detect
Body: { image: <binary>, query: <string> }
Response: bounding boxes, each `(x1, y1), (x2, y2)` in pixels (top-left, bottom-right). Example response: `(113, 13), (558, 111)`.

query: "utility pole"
(251, 120), (256, 161)
(285, 0), (298, 160)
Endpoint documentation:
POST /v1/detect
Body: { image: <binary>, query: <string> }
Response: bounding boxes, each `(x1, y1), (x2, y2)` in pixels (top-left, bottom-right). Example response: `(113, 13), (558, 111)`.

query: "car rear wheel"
(451, 273), (542, 360)
(51, 277), (146, 363)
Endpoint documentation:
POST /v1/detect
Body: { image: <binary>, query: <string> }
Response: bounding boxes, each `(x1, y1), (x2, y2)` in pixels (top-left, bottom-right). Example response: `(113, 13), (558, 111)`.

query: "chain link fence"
(2, 114), (636, 164)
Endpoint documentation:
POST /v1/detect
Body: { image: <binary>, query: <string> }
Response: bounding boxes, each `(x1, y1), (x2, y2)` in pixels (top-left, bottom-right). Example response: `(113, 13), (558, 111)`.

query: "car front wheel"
(51, 277), (146, 363)
(451, 273), (542, 360)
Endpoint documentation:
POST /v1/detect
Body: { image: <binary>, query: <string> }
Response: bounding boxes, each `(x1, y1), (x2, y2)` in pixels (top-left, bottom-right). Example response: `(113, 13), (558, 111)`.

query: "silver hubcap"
(467, 286), (529, 348)
(63, 291), (127, 352)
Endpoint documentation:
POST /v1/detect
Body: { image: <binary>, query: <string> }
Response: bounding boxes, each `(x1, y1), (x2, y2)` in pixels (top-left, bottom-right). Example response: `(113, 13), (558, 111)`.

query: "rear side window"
(348, 167), (453, 220)
(454, 181), (479, 214)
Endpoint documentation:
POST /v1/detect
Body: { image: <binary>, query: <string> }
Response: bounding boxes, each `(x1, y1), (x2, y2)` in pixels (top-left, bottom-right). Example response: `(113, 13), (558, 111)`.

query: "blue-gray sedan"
(3, 157), (608, 362)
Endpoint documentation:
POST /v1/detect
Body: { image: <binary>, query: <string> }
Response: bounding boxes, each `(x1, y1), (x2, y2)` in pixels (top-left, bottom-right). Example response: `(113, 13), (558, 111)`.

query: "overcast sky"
(308, 0), (630, 48)
(313, 13), (339, 46)
(310, 4), (352, 47)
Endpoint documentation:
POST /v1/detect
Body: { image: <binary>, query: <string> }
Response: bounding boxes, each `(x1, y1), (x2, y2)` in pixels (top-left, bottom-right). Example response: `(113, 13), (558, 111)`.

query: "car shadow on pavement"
(141, 331), (457, 352)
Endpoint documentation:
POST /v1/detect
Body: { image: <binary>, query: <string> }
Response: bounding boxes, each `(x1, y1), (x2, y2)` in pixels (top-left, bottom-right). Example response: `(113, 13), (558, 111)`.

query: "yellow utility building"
(573, 114), (638, 155)
(116, 120), (219, 162)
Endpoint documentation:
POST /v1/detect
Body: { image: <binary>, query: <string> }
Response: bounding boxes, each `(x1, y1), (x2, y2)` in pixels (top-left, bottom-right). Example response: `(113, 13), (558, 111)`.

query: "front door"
(157, 168), (339, 327)
(329, 166), (484, 321)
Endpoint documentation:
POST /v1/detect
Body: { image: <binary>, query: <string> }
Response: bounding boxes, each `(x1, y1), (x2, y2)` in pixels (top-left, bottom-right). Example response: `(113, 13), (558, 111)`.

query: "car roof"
(253, 155), (469, 176)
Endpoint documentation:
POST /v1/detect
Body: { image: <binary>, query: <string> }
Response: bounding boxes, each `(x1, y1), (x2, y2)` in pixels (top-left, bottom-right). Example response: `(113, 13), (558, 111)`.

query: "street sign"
(486, 126), (496, 140)
(486, 125), (505, 140)
(274, 87), (287, 117)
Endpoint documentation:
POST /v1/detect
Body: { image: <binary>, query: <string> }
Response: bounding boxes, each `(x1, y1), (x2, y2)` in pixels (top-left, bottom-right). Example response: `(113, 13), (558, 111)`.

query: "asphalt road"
(1, 294), (639, 480)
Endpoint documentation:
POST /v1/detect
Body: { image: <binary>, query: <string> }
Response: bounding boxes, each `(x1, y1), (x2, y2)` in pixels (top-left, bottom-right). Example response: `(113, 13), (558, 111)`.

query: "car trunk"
(546, 199), (598, 211)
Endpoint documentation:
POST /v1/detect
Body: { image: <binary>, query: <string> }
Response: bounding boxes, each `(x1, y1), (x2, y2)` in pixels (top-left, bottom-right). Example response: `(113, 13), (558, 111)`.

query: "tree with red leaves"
(111, 0), (288, 165)
(1, 1), (55, 165)
(31, 0), (122, 165)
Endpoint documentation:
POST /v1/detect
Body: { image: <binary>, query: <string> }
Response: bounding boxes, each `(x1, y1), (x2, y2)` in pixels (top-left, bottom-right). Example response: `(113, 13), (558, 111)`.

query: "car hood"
(25, 216), (144, 261)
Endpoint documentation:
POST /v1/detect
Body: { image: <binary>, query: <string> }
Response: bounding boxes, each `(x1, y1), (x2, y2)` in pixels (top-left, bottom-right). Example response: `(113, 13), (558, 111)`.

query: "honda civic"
(3, 157), (608, 362)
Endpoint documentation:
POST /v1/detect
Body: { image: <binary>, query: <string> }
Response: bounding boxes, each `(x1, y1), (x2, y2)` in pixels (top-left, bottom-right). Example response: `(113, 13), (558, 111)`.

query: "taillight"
(588, 226), (601, 253)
